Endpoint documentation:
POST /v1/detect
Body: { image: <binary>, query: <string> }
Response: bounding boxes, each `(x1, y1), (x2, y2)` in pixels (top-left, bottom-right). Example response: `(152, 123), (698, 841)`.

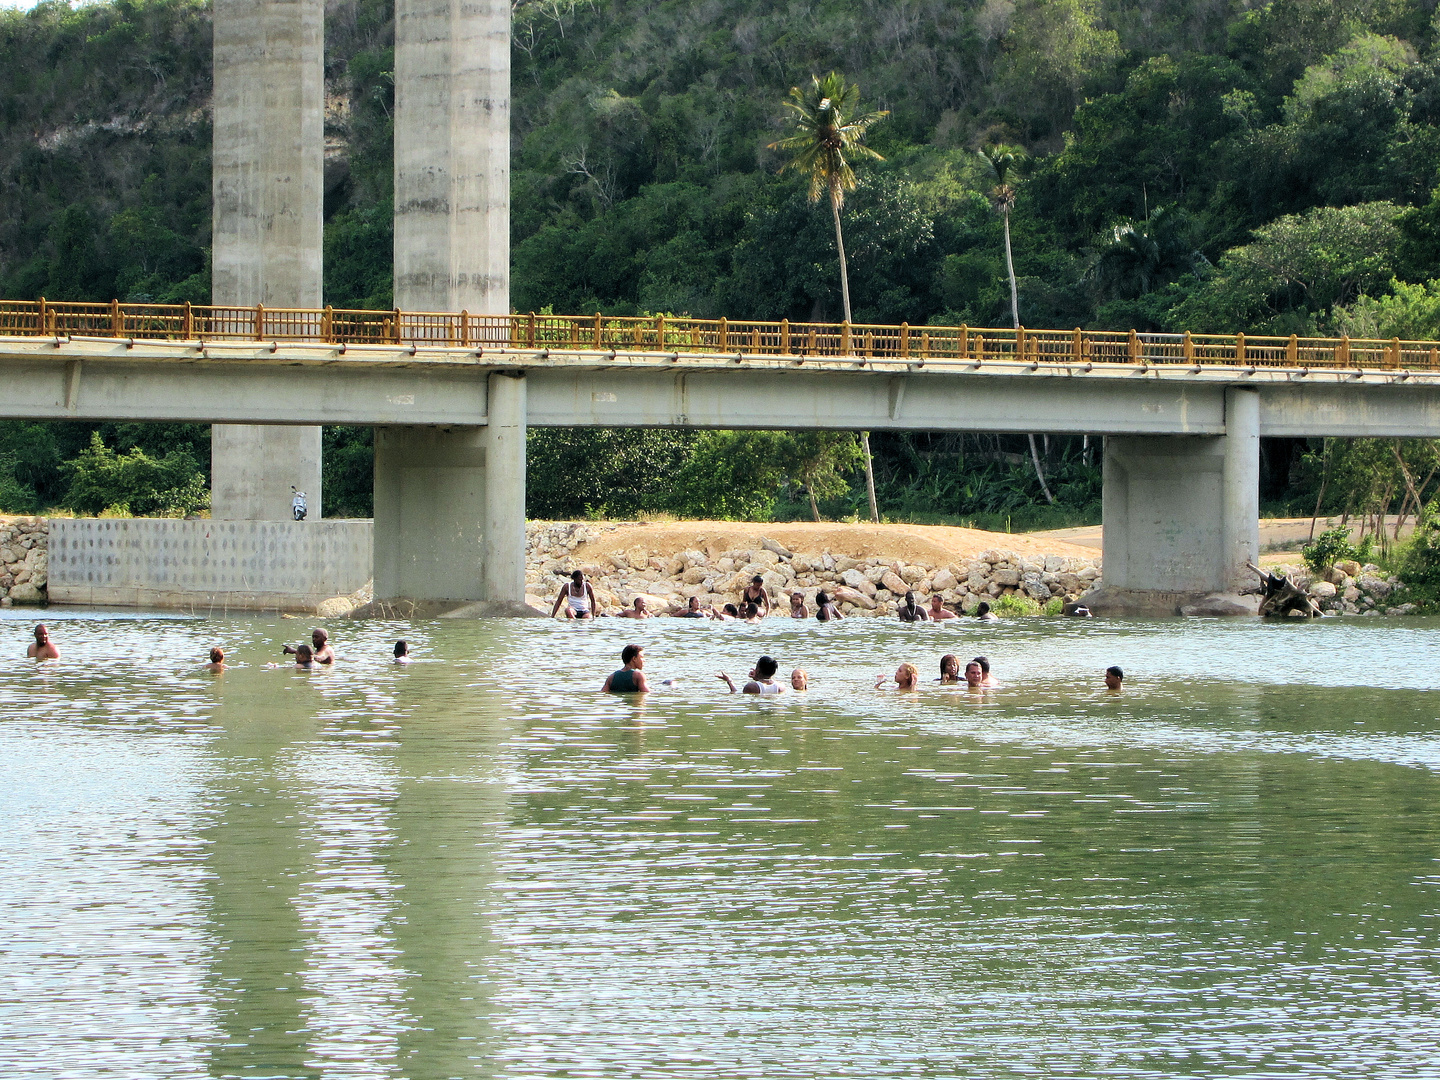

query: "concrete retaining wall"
(48, 518), (372, 612)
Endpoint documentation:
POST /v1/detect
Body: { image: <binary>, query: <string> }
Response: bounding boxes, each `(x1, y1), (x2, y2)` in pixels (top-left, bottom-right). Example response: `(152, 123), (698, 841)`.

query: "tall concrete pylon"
(381, 0), (526, 609)
(210, 0), (325, 521)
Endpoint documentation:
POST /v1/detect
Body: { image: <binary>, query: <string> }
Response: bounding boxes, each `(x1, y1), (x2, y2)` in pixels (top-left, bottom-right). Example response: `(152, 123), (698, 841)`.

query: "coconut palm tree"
(769, 73), (887, 520)
(979, 144), (1053, 504)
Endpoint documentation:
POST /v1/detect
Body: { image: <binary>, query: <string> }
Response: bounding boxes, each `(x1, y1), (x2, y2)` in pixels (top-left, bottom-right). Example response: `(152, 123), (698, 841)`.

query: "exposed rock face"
(522, 521), (1103, 617)
(0, 517), (47, 606)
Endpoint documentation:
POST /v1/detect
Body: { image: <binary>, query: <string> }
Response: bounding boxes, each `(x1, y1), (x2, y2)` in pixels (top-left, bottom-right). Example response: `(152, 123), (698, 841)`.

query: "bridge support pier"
(1089, 387), (1260, 616)
(210, 0), (324, 522)
(371, 373), (530, 616)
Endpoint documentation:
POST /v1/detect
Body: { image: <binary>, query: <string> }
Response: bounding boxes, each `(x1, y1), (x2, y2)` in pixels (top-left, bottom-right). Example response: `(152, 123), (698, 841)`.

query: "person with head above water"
(790, 668), (809, 690)
(293, 644), (314, 669)
(677, 596), (708, 618)
(975, 601), (999, 622)
(897, 591), (929, 622)
(789, 591), (808, 619)
(742, 602), (764, 624)
(929, 595), (959, 621)
(718, 654), (786, 694)
(741, 575), (770, 617)
(964, 659), (986, 689)
(286, 628), (334, 664)
(552, 569), (598, 619)
(971, 655), (999, 686)
(814, 590), (844, 621)
(877, 662), (920, 690)
(618, 596), (651, 619)
(1105, 665), (1124, 691)
(393, 640), (412, 663)
(603, 644), (650, 693)
(938, 653), (961, 684)
(27, 623), (59, 660)
(203, 647), (225, 673)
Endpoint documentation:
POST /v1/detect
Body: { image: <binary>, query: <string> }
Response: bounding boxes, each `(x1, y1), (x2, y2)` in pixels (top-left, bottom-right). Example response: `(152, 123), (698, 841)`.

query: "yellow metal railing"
(3, 297), (1440, 371)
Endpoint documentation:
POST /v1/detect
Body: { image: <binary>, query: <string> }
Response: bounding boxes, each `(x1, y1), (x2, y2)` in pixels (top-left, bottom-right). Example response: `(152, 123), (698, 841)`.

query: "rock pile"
(0, 516), (48, 606)
(1265, 559), (1414, 616)
(524, 521), (1102, 616)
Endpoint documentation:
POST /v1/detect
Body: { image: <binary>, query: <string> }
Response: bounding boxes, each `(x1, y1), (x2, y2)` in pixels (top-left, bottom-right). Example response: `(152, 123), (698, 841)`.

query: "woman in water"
(203, 647), (226, 673)
(938, 654), (961, 683)
(718, 655), (786, 694)
(877, 662), (920, 690)
(552, 569), (598, 619)
(789, 591), (808, 618)
(602, 644), (650, 693)
(814, 590), (844, 621)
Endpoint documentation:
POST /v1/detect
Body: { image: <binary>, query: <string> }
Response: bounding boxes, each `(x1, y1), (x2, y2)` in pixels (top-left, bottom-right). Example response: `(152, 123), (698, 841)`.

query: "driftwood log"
(1247, 562), (1323, 618)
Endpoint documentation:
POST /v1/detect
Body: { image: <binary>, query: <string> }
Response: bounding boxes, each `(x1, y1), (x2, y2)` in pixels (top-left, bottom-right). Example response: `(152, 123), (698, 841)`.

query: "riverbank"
(524, 520), (1103, 617)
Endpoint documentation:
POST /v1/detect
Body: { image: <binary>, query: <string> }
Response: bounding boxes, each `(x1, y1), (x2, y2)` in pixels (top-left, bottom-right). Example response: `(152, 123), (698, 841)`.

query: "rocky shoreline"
(1264, 559), (1415, 616)
(524, 521), (1103, 617)
(0, 516), (47, 606)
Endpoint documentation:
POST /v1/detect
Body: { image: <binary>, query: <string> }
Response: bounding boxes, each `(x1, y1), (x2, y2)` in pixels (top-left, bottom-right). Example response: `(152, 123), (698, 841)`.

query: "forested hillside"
(2, 0), (1439, 523)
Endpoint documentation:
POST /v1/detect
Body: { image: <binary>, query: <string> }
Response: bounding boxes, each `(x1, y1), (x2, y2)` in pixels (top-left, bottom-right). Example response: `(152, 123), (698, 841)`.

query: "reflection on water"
(2, 612), (1439, 1077)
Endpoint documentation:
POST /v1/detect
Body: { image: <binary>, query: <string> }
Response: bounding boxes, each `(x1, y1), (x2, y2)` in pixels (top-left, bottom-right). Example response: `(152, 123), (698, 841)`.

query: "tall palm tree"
(980, 145), (1053, 504)
(770, 73), (888, 520)
(768, 72), (888, 324)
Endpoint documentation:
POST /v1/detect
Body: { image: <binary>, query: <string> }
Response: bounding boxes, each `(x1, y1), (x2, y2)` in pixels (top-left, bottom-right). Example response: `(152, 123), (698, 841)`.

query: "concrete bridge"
(5, 304), (1440, 614)
(9, 0), (1440, 615)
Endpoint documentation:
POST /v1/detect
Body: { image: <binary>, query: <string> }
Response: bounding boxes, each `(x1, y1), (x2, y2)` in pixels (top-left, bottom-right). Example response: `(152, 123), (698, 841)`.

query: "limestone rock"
(1308, 580), (1337, 599)
(881, 570), (908, 594)
(833, 585), (876, 609)
(991, 568), (1020, 586)
(932, 567), (958, 592)
(900, 564), (926, 585)
(1357, 575), (1392, 598)
(8, 582), (43, 605)
(760, 536), (793, 559)
(1180, 593), (1257, 617)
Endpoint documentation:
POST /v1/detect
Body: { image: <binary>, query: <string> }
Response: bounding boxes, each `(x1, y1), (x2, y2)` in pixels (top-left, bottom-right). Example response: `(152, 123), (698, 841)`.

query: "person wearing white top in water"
(718, 654), (787, 694)
(552, 569), (598, 619)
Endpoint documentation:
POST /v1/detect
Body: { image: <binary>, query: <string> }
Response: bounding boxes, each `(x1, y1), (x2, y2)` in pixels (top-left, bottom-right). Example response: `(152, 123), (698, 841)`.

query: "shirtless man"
(740, 576), (770, 617)
(393, 640), (413, 663)
(203, 647), (226, 673)
(964, 660), (986, 689)
(602, 644), (650, 693)
(975, 601), (999, 622)
(718, 655), (786, 694)
(286, 628), (334, 664)
(929, 595), (959, 621)
(1105, 666), (1124, 691)
(551, 569), (598, 619)
(897, 591), (929, 622)
(27, 623), (59, 660)
(788, 591), (808, 619)
(741, 603), (764, 624)
(617, 597), (651, 619)
(971, 655), (999, 687)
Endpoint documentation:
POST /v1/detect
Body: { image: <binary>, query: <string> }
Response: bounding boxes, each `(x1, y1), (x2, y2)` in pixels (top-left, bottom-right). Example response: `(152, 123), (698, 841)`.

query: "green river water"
(2, 609), (1439, 1078)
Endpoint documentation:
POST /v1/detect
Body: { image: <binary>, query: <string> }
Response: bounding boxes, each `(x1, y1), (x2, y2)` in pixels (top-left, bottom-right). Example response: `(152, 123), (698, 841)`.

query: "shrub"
(62, 433), (209, 518)
(992, 593), (1041, 616)
(1301, 526), (1374, 574)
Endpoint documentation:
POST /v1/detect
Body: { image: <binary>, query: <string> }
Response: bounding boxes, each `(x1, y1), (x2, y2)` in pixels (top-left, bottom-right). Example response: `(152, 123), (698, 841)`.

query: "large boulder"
(881, 570), (908, 594)
(7, 582), (43, 605)
(1308, 580), (1337, 599)
(833, 585), (876, 609)
(931, 567), (958, 592)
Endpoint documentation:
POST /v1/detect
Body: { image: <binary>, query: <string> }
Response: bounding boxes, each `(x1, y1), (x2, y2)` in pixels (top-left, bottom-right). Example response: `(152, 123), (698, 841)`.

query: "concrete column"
(394, 0), (510, 315)
(1222, 387), (1261, 593)
(372, 426), (487, 605)
(211, 0), (324, 520)
(1092, 404), (1261, 615)
(483, 373), (527, 604)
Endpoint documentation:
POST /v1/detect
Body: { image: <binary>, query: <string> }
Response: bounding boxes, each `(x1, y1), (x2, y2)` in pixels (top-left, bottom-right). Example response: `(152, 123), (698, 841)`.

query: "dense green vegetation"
(1, 0), (1439, 521)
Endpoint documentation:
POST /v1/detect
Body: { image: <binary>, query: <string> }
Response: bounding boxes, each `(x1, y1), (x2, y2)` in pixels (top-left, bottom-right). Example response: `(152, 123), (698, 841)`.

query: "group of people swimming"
(603, 642), (1125, 695)
(23, 623), (414, 671)
(555, 569), (1015, 623)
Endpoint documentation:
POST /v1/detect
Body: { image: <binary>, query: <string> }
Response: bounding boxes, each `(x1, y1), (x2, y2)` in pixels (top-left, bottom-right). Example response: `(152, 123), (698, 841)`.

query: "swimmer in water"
(897, 591), (929, 622)
(617, 596), (651, 619)
(876, 662), (919, 690)
(393, 640), (412, 663)
(814, 590), (843, 621)
(975, 601), (999, 622)
(789, 591), (808, 619)
(790, 668), (809, 690)
(742, 602), (764, 624)
(203, 647), (225, 673)
(971, 655), (999, 687)
(677, 596), (708, 618)
(718, 654), (786, 694)
(27, 623), (59, 660)
(286, 628), (334, 664)
(1105, 665), (1123, 691)
(929, 595), (959, 621)
(602, 644), (650, 693)
(741, 575), (771, 617)
(938, 653), (961, 684)
(712, 603), (740, 621)
(964, 659), (986, 689)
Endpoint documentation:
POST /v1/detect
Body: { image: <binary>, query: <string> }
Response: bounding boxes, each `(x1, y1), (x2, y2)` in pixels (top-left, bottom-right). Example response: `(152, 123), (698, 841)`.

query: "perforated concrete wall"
(49, 518), (372, 612)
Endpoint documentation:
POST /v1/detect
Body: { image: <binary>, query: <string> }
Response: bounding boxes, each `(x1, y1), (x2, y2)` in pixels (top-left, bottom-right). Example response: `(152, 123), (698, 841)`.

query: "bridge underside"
(5, 339), (1438, 614)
